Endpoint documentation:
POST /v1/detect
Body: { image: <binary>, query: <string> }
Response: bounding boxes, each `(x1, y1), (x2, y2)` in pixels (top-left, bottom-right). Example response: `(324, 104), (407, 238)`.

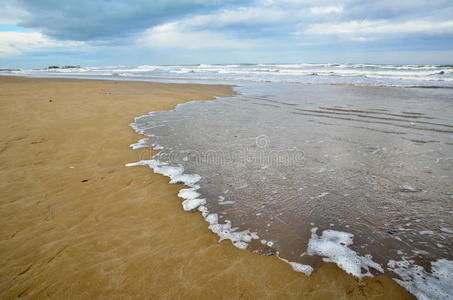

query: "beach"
(0, 76), (414, 299)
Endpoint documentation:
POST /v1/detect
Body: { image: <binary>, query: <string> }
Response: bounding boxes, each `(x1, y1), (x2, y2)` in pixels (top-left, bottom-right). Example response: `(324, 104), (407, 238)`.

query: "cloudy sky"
(1, 0), (453, 68)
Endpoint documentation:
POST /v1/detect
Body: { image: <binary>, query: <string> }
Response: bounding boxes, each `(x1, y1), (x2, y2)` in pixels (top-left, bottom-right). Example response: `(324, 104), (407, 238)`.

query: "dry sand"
(0, 76), (413, 299)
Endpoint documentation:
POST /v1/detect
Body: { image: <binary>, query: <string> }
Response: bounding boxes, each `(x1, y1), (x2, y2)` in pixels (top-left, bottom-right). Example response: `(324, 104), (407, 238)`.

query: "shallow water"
(130, 83), (453, 298)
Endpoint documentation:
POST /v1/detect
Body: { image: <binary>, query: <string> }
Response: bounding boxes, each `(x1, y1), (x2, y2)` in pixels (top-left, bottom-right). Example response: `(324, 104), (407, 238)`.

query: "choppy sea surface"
(4, 64), (453, 299)
(2, 63), (453, 88)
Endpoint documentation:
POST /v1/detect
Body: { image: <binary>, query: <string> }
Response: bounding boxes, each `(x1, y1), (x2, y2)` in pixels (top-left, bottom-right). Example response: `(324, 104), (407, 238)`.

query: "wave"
(2, 63), (452, 88)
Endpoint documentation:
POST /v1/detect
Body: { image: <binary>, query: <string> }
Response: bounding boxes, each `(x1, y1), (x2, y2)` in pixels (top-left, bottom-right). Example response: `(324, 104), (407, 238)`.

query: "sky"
(1, 0), (453, 68)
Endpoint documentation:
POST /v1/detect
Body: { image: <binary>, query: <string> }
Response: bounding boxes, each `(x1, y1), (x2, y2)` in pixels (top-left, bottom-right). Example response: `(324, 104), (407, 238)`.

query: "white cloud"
(349, 36), (375, 42)
(186, 7), (287, 28)
(138, 5), (292, 50)
(140, 22), (258, 49)
(0, 1), (28, 24)
(0, 31), (85, 57)
(304, 20), (453, 38)
(310, 5), (343, 15)
(260, 0), (329, 5)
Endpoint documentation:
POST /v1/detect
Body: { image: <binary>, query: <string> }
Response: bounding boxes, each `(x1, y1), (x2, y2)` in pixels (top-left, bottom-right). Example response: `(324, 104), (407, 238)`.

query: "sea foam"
(305, 228), (383, 278)
(388, 259), (453, 300)
(126, 158), (259, 249)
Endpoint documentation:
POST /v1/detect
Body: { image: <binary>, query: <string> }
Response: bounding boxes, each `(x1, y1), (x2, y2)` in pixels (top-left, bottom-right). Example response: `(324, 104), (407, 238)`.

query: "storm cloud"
(12, 0), (248, 40)
(1, 0), (452, 67)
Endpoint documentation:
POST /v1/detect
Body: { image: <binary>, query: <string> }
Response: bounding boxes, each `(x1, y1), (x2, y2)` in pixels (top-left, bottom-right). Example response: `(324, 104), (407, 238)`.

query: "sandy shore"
(0, 76), (413, 299)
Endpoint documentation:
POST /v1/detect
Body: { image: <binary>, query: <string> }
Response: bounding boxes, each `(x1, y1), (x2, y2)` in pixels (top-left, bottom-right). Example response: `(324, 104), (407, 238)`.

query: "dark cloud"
(13, 0), (248, 40)
(3, 0), (453, 67)
(11, 0), (453, 42)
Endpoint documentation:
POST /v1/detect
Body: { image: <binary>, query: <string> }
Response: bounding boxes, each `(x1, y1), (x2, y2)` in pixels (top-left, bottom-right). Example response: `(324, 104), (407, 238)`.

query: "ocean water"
(128, 82), (453, 299)
(4, 64), (453, 298)
(2, 63), (453, 88)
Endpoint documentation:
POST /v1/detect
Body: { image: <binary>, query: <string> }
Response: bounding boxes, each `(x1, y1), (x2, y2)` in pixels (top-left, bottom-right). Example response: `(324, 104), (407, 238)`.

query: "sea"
(2, 63), (453, 87)
(3, 63), (453, 299)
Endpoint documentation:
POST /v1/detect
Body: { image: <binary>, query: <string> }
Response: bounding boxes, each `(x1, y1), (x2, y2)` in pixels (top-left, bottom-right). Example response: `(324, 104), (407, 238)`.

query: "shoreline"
(0, 76), (413, 299)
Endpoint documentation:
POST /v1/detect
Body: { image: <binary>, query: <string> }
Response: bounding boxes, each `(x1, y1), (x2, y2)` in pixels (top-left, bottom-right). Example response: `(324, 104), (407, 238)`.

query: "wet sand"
(0, 76), (413, 299)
